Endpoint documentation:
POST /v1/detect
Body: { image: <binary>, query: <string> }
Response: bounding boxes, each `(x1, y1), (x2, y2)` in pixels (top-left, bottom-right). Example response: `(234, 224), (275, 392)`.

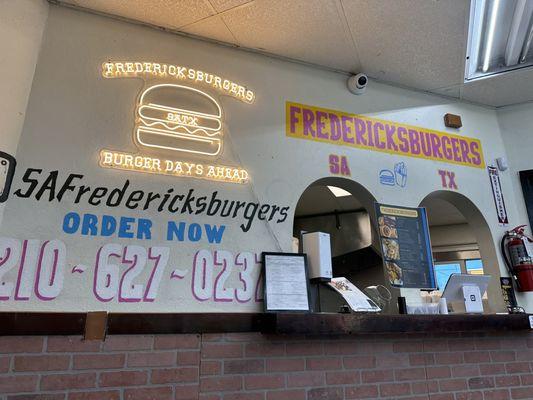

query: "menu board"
(375, 203), (436, 289)
(262, 253), (310, 312)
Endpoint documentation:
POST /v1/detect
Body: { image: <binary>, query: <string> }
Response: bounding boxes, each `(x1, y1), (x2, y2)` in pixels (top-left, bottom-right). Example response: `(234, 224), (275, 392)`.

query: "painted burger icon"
(135, 84), (222, 156)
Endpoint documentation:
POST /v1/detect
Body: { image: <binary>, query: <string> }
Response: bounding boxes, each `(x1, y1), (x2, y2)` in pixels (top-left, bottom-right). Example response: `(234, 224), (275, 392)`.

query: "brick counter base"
(1, 331), (532, 400)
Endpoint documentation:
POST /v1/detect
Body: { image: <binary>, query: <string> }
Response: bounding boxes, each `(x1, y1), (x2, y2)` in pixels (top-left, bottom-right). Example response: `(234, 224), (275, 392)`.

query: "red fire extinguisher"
(501, 225), (533, 292)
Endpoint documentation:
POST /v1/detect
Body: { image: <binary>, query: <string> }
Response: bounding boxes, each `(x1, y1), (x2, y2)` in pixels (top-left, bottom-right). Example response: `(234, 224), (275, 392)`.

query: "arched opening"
(292, 177), (398, 313)
(420, 190), (505, 312)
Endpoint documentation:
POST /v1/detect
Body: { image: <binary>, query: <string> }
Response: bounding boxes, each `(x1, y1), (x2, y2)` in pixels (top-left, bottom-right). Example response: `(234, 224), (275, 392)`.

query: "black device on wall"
(519, 170), (533, 228)
(0, 151), (16, 203)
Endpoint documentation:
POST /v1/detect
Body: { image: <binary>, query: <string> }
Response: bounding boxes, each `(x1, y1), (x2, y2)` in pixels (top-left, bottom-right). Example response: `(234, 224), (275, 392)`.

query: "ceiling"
(295, 185), (467, 227)
(58, 0), (533, 108)
(294, 185), (363, 217)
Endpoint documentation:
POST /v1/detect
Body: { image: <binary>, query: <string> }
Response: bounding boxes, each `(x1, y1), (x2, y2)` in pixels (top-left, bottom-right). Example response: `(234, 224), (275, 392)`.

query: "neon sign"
(99, 150), (249, 184)
(102, 61), (255, 104)
(136, 84), (223, 156)
(100, 62), (252, 184)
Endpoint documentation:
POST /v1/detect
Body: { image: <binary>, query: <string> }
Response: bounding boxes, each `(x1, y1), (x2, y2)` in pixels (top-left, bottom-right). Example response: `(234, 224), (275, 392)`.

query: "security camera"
(347, 73), (368, 95)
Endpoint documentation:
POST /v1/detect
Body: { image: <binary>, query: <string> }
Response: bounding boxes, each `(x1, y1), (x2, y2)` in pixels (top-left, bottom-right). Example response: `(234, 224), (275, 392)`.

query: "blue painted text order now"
(62, 212), (226, 243)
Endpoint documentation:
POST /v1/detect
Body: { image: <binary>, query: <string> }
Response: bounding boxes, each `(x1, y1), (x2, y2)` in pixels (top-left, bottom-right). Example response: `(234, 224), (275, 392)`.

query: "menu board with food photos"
(375, 203), (436, 289)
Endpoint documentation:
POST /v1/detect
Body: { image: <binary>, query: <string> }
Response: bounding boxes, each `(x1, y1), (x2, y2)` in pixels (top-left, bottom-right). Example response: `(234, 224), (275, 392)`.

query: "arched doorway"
(292, 177), (397, 313)
(420, 190), (505, 312)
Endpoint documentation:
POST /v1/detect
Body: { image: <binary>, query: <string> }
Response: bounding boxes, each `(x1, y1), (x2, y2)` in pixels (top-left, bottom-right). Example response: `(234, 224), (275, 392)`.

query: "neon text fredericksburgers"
(102, 62), (254, 104)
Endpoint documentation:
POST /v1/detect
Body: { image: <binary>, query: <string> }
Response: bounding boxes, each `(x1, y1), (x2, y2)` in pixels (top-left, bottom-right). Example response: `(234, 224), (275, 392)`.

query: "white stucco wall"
(1, 4), (531, 313)
(498, 102), (533, 227)
(0, 0), (48, 225)
(498, 102), (533, 310)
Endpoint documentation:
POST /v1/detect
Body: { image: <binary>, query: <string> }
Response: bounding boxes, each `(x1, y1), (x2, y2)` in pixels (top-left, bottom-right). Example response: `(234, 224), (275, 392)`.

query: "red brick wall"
(1, 331), (532, 400)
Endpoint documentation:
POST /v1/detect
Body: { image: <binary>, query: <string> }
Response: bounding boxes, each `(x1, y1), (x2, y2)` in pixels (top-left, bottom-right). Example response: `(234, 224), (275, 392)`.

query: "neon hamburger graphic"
(135, 84), (222, 156)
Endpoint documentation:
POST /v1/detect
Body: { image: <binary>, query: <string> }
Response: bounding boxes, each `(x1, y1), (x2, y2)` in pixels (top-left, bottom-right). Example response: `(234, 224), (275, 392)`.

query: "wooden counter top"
(0, 312), (531, 336)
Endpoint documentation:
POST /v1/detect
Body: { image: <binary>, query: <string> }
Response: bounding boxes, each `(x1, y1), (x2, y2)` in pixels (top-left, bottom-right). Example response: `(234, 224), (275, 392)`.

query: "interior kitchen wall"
(294, 211), (372, 257)
(429, 223), (478, 252)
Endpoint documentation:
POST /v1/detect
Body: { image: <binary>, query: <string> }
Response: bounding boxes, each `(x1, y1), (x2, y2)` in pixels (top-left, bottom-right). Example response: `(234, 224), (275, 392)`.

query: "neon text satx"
(166, 112), (198, 126)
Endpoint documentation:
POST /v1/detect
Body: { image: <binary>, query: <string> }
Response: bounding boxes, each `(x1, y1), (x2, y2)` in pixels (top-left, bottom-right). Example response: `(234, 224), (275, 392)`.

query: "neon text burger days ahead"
(287, 102), (484, 168)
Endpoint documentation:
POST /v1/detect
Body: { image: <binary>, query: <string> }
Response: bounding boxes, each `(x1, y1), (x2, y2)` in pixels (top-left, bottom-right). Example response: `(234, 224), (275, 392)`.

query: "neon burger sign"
(99, 61), (253, 184)
(136, 84), (223, 156)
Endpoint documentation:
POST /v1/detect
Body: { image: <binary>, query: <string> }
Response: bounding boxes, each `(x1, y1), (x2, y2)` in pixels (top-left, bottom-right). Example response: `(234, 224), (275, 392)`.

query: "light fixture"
(327, 186), (351, 197)
(481, 0), (501, 72)
(465, 0), (533, 81)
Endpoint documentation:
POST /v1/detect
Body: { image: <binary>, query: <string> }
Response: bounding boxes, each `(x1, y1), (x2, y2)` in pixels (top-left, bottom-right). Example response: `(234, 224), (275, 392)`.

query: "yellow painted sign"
(286, 102), (485, 168)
